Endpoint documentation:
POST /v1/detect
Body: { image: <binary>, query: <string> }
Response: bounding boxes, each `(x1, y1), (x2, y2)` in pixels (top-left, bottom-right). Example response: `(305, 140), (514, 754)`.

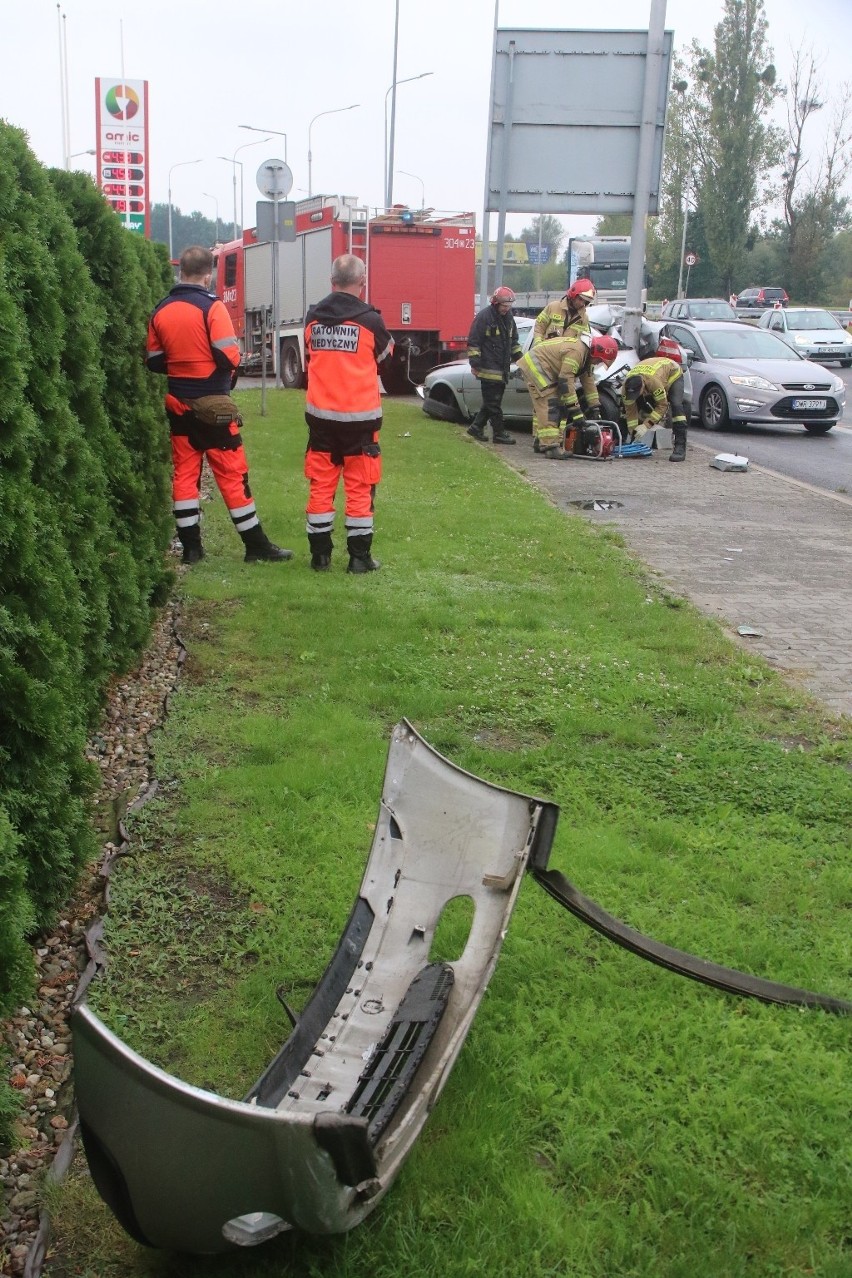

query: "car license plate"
(792, 398), (827, 411)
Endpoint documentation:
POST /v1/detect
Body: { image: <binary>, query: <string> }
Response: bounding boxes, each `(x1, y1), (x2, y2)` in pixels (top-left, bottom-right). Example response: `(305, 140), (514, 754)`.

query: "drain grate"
(568, 499), (624, 511)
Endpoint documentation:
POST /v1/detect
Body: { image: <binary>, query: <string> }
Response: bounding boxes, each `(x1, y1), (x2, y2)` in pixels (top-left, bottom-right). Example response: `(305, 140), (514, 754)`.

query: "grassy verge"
(48, 390), (851, 1278)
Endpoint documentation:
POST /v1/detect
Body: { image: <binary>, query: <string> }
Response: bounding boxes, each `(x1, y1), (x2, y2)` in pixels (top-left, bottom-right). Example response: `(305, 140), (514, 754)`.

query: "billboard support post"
(623, 0), (668, 352)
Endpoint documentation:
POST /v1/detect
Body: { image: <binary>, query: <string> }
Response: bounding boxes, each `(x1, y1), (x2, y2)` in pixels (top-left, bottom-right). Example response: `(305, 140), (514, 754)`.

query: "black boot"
(346, 533), (380, 574)
(466, 422), (487, 441)
(669, 425), (687, 462)
(240, 522), (294, 563)
(177, 524), (204, 565)
(308, 531), (333, 571)
(491, 428), (516, 445)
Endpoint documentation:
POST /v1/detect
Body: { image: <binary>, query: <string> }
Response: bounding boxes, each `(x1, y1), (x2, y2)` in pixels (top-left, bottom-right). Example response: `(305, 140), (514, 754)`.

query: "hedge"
(0, 122), (174, 1015)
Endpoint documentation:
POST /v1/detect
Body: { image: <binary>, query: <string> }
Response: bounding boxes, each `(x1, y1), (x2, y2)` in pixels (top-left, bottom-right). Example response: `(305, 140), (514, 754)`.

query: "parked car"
(736, 286), (789, 310)
(756, 307), (852, 367)
(661, 319), (845, 433)
(661, 298), (738, 321)
(418, 313), (693, 431)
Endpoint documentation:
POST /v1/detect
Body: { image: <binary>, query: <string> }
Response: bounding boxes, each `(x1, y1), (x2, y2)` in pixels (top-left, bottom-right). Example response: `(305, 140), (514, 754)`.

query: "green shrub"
(0, 123), (174, 1008)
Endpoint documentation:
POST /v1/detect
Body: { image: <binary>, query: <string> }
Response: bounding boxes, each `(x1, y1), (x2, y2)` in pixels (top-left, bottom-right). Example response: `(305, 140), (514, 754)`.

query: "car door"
(503, 321), (536, 421)
(666, 324), (707, 414)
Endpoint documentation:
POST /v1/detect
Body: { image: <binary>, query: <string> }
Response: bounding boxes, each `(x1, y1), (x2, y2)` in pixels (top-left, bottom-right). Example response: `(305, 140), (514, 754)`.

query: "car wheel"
(803, 421), (836, 434)
(280, 339), (304, 390)
(597, 387), (624, 433)
(699, 385), (730, 430)
(421, 385), (465, 424)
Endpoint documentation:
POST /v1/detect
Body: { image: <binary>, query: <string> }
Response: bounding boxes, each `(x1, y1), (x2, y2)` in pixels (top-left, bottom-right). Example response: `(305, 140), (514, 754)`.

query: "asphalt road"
(689, 361), (852, 495)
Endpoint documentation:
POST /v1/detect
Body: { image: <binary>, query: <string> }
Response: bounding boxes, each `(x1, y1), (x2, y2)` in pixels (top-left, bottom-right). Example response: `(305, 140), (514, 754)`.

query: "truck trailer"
(212, 196), (476, 392)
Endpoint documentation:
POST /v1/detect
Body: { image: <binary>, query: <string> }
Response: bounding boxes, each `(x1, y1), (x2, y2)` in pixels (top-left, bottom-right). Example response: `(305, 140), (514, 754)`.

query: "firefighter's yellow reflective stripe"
(477, 369), (505, 381)
(520, 353), (551, 390)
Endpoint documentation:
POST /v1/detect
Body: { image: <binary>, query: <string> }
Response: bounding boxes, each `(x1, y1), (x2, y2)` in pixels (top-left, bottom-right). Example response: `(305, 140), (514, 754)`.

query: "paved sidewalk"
(503, 435), (852, 719)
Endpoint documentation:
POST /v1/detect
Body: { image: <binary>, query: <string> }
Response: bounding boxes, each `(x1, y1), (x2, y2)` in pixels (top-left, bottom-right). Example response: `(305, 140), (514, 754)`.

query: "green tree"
(690, 0), (782, 293)
(779, 50), (852, 300)
(149, 202), (223, 256)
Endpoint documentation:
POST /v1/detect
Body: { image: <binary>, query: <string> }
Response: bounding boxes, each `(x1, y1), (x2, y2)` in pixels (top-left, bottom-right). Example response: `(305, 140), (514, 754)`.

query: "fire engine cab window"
(224, 255), (237, 288)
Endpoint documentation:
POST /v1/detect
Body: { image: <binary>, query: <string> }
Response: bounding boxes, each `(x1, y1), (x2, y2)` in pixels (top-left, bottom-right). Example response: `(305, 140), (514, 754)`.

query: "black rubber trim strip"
(531, 866), (852, 1015)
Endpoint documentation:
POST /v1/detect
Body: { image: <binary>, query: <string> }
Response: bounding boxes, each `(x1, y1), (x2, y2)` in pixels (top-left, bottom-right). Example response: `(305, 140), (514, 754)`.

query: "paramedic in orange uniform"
(146, 244), (292, 565)
(303, 254), (394, 573)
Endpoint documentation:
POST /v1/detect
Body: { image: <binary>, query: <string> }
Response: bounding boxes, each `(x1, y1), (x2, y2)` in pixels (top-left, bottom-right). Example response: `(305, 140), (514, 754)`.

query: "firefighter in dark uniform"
(465, 286), (522, 444)
(303, 254), (394, 573)
(532, 278), (597, 344)
(146, 245), (292, 564)
(621, 357), (688, 461)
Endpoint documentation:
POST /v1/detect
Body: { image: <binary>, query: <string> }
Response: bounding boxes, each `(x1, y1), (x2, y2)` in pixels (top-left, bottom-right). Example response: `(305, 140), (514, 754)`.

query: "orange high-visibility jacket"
(305, 292), (394, 426)
(146, 284), (240, 400)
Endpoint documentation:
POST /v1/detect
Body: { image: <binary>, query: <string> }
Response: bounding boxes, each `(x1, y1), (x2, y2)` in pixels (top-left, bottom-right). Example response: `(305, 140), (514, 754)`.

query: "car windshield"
(701, 327), (800, 359)
(786, 311), (840, 331)
(690, 303), (737, 319)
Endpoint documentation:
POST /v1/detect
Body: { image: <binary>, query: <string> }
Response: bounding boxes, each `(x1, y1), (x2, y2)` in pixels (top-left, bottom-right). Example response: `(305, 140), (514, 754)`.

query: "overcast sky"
(3, 0), (851, 241)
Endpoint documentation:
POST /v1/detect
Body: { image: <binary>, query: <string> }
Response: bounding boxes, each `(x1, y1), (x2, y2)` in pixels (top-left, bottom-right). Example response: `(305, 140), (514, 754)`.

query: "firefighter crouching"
(465, 286), (522, 445)
(145, 245), (292, 564)
(532, 278), (597, 344)
(621, 357), (688, 462)
(303, 254), (394, 573)
(519, 332), (619, 458)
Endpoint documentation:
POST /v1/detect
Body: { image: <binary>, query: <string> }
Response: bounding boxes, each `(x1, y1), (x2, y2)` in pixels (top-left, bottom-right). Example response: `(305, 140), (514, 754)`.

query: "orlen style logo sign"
(95, 77), (150, 237)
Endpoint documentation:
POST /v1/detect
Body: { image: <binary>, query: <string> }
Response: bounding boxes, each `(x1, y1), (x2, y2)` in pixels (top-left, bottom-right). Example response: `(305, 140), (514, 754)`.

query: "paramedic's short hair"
(180, 245), (214, 279)
(331, 254), (366, 288)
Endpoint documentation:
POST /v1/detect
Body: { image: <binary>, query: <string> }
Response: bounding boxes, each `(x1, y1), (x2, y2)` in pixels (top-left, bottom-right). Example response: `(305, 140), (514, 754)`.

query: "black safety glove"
(585, 404), (602, 420)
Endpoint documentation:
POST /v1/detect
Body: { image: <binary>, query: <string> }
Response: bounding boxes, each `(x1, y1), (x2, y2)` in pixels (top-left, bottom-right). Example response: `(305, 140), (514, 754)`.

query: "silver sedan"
(663, 320), (846, 434)
(757, 307), (852, 367)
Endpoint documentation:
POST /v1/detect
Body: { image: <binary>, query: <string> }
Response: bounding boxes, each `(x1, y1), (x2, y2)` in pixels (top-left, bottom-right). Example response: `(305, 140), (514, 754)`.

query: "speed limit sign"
(684, 252), (699, 266)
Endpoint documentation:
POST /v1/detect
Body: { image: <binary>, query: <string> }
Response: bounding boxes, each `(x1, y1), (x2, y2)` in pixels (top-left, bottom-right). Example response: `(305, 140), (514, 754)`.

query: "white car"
(757, 307), (852, 367)
(417, 309), (692, 428)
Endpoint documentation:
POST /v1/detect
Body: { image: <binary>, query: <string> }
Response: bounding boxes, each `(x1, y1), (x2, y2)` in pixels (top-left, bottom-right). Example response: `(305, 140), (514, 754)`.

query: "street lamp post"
(168, 158), (203, 262)
(203, 192), (220, 243)
(68, 148), (96, 167)
(676, 179), (693, 300)
(240, 124), (288, 164)
(220, 137), (272, 241)
(396, 169), (424, 209)
(307, 105), (359, 198)
(384, 73), (432, 209)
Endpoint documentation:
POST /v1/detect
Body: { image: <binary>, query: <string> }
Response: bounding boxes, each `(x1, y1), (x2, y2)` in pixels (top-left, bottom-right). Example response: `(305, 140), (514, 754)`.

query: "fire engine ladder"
(344, 202), (370, 292)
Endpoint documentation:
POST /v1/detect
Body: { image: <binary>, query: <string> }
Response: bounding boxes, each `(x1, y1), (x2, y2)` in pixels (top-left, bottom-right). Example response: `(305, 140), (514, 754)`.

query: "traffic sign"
(684, 252), (699, 267)
(256, 158), (293, 199)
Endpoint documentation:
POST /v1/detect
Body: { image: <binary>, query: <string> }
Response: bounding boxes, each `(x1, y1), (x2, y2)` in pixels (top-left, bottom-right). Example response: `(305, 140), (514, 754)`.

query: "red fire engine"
(212, 195), (476, 391)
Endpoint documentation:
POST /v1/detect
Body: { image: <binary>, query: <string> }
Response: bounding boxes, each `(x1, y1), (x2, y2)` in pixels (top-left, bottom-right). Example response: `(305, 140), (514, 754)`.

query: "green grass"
(48, 390), (852, 1278)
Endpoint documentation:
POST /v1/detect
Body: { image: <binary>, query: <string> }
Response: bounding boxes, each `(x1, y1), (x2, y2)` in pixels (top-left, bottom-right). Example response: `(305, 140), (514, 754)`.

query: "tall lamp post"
(240, 124), (288, 164)
(384, 73), (432, 209)
(396, 169), (425, 209)
(307, 105), (359, 198)
(168, 158), (203, 262)
(203, 192), (220, 243)
(676, 178), (693, 300)
(219, 137), (271, 241)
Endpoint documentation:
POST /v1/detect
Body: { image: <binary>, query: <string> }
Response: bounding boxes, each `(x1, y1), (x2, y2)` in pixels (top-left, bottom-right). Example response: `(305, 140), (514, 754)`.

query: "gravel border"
(1, 588), (186, 1277)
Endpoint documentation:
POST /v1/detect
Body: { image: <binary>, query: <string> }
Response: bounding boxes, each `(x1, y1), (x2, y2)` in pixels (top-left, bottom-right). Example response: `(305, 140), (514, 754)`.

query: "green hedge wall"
(0, 123), (174, 1013)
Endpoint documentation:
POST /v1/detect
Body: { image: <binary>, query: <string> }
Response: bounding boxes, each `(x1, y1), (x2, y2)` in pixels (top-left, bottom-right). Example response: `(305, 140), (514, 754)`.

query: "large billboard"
(486, 28), (673, 216)
(95, 78), (150, 236)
